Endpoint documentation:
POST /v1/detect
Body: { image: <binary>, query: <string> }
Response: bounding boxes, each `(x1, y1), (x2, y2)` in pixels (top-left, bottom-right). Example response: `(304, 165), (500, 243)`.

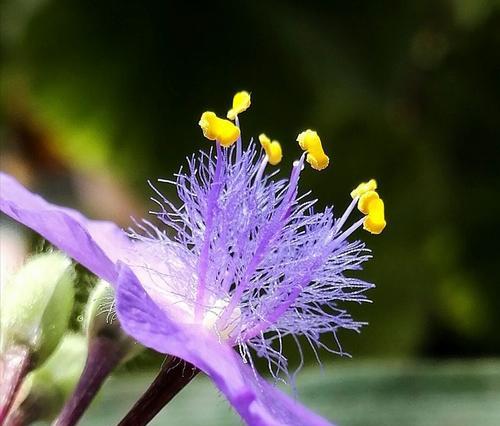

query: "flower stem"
(52, 336), (126, 426)
(117, 356), (199, 426)
(4, 407), (26, 426)
(0, 345), (31, 423)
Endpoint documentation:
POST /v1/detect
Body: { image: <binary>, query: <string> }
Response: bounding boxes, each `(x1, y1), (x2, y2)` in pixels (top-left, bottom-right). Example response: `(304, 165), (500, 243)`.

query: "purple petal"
(0, 172), (131, 283)
(115, 263), (334, 426)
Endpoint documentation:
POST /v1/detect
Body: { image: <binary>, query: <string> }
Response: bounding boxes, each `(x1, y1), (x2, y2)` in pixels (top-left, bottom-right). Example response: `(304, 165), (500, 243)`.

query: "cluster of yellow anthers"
(198, 91), (386, 234)
(351, 179), (386, 234)
(197, 91), (327, 170)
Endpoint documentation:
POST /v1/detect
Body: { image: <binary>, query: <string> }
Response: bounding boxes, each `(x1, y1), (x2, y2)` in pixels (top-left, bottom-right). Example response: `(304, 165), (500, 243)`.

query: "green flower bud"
(51, 281), (142, 426)
(8, 333), (87, 423)
(0, 252), (75, 366)
(85, 280), (141, 361)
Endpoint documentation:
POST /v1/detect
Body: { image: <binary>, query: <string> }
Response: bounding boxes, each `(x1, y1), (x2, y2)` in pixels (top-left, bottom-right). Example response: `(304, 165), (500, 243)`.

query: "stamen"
(350, 178), (377, 199)
(296, 129), (329, 171)
(258, 133), (282, 166)
(254, 156), (269, 184)
(194, 142), (224, 320)
(358, 190), (379, 214)
(363, 197), (386, 234)
(235, 116), (242, 160)
(227, 91), (251, 120)
(334, 196), (359, 234)
(199, 111), (240, 147)
(217, 156), (305, 329)
(334, 217), (366, 244)
(351, 179), (387, 234)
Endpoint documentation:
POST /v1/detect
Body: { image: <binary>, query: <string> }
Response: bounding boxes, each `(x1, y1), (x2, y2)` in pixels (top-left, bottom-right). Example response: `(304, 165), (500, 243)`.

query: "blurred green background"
(1, 0), (500, 424)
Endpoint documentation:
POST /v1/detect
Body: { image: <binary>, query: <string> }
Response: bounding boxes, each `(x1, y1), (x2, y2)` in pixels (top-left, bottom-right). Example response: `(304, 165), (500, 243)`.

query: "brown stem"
(52, 337), (126, 426)
(0, 345), (31, 423)
(4, 406), (27, 426)
(117, 356), (200, 426)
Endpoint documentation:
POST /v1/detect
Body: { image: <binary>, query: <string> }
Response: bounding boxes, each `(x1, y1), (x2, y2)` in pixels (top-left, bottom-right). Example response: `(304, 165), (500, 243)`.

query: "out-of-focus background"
(1, 1), (499, 425)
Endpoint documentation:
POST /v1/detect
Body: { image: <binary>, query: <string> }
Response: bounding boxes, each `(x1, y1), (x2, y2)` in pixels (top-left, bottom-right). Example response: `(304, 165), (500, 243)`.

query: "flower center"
(201, 298), (241, 340)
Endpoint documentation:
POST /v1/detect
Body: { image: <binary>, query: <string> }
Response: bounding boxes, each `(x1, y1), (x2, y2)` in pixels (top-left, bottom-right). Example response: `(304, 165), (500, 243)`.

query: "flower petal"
(0, 172), (130, 283)
(115, 263), (334, 426)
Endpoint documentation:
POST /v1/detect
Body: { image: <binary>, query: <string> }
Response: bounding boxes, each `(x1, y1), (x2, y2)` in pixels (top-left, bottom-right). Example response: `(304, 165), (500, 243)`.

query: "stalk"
(0, 345), (31, 423)
(118, 356), (199, 426)
(52, 337), (125, 426)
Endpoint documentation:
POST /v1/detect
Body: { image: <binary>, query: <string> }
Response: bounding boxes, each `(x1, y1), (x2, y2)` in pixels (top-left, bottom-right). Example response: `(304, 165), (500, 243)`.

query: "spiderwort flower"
(0, 90), (386, 426)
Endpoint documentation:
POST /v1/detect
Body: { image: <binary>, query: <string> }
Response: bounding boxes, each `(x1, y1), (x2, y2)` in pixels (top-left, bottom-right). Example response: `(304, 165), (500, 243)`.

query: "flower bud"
(8, 333), (87, 424)
(0, 252), (75, 367)
(52, 281), (141, 426)
(85, 280), (141, 361)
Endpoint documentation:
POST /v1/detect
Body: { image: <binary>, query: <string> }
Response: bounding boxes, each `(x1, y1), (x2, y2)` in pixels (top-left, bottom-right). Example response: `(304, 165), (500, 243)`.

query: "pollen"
(352, 179), (386, 234)
(351, 179), (377, 199)
(259, 133), (283, 166)
(199, 111), (241, 147)
(363, 197), (386, 235)
(227, 91), (251, 120)
(358, 190), (379, 214)
(296, 129), (329, 171)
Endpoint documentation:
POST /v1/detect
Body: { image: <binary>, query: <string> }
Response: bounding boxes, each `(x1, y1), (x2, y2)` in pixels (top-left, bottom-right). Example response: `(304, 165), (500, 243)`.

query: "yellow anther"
(199, 111), (240, 148)
(363, 197), (386, 235)
(352, 179), (386, 234)
(259, 133), (283, 166)
(358, 190), (379, 214)
(227, 91), (251, 120)
(350, 179), (378, 199)
(296, 129), (329, 171)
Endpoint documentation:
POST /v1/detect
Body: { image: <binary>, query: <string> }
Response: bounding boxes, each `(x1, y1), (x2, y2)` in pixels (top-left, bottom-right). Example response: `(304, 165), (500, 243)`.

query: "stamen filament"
(334, 197), (359, 234)
(217, 156), (304, 329)
(235, 116), (242, 160)
(254, 156), (269, 183)
(241, 266), (317, 341)
(333, 217), (366, 245)
(195, 142), (224, 321)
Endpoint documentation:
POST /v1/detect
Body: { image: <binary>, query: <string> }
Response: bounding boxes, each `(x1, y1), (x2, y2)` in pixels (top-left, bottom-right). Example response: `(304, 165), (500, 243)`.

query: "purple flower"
(0, 92), (386, 425)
